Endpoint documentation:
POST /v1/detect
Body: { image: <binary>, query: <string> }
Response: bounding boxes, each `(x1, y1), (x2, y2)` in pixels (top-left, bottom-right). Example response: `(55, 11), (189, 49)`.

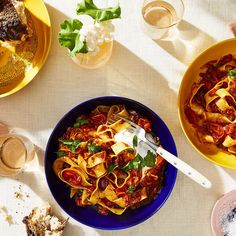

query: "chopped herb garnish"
(59, 139), (81, 153)
(122, 154), (143, 172)
(227, 68), (236, 79)
(143, 150), (156, 167)
(88, 142), (101, 153)
(132, 154), (143, 170)
(74, 118), (89, 128)
(122, 151), (156, 172)
(127, 185), (135, 194)
(133, 135), (138, 147)
(55, 151), (66, 157)
(107, 163), (118, 173)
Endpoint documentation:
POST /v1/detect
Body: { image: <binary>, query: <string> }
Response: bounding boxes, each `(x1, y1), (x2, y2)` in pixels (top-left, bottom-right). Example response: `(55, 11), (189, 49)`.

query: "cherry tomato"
(62, 170), (82, 186)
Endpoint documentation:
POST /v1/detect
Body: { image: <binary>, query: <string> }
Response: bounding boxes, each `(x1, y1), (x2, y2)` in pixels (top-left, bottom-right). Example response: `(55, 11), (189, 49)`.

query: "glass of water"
(140, 0), (184, 39)
(0, 134), (35, 176)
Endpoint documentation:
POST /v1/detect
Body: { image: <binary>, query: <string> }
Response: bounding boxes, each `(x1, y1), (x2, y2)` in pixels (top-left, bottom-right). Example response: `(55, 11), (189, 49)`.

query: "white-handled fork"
(113, 115), (212, 189)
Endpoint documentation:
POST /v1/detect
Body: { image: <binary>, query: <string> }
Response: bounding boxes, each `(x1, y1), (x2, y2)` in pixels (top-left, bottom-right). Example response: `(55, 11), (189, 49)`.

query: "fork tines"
(107, 115), (119, 125)
(115, 114), (139, 129)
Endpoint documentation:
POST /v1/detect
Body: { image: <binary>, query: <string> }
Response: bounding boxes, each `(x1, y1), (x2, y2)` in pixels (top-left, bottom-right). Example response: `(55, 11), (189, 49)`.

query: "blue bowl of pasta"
(45, 96), (177, 230)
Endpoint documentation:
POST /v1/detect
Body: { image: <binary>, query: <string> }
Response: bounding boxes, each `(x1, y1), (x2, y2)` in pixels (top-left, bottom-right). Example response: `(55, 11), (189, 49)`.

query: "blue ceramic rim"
(45, 96), (178, 230)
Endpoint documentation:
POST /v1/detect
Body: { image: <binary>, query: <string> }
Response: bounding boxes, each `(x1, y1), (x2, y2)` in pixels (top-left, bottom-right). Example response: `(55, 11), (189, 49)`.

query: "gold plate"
(0, 0), (51, 98)
(178, 38), (236, 169)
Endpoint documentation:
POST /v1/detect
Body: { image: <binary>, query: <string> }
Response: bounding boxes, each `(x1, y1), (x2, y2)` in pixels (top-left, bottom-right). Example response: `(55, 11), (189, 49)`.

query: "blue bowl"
(44, 96), (177, 230)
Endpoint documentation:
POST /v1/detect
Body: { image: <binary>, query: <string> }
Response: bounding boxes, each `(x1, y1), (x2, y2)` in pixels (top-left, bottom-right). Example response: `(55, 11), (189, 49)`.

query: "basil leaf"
(59, 139), (74, 145)
(88, 142), (101, 153)
(107, 163), (118, 173)
(58, 19), (88, 57)
(76, 0), (121, 22)
(143, 150), (156, 167)
(127, 185), (135, 194)
(59, 139), (81, 153)
(227, 68), (236, 79)
(55, 151), (66, 157)
(74, 118), (89, 128)
(122, 162), (133, 172)
(132, 154), (143, 170)
(122, 151), (156, 172)
(133, 135), (138, 147)
(122, 154), (143, 172)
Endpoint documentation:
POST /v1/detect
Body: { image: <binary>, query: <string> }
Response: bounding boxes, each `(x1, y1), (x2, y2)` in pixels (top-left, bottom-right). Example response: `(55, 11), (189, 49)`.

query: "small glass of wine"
(140, 0), (184, 39)
(0, 134), (35, 176)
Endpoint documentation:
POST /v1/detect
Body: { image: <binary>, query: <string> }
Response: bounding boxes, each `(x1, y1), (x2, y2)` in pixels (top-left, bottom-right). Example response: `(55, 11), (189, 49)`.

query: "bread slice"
(0, 0), (29, 42)
(22, 203), (68, 236)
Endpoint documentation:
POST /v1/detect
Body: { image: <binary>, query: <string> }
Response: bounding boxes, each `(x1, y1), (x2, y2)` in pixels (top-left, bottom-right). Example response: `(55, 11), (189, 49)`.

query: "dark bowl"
(44, 96), (178, 230)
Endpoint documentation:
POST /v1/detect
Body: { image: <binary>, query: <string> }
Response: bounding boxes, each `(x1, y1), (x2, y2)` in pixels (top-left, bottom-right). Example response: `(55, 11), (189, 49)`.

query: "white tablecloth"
(1, 0), (236, 235)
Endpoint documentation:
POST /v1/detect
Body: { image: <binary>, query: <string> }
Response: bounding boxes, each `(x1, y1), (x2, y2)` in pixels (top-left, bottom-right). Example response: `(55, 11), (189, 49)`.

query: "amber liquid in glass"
(142, 0), (178, 28)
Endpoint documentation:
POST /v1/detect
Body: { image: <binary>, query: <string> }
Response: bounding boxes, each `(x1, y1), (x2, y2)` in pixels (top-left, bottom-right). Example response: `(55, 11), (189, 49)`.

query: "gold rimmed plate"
(0, 0), (51, 97)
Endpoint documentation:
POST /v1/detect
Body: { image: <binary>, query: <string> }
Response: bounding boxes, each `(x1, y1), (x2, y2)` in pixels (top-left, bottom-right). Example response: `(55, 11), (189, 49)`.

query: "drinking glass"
(140, 0), (184, 39)
(0, 134), (35, 176)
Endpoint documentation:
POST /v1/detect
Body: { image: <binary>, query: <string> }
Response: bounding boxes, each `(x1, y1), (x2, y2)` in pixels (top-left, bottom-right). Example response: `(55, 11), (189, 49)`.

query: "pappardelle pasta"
(53, 105), (166, 215)
(185, 54), (236, 154)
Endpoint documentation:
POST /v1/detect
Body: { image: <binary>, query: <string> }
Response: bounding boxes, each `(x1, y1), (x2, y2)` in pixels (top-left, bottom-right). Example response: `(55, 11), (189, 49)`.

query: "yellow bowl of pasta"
(178, 38), (236, 169)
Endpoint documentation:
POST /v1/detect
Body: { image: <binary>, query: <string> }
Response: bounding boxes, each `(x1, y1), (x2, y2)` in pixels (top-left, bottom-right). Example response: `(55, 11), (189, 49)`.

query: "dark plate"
(45, 96), (178, 230)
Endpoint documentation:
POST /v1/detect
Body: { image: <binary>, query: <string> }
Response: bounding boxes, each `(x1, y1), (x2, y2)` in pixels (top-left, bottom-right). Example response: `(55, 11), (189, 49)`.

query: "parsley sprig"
(107, 163), (118, 173)
(228, 68), (236, 79)
(88, 142), (101, 153)
(122, 150), (156, 172)
(74, 118), (89, 128)
(127, 185), (135, 194)
(59, 139), (81, 153)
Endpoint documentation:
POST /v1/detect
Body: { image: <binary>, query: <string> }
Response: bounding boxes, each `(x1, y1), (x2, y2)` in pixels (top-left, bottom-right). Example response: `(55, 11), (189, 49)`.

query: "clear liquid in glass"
(141, 0), (183, 39)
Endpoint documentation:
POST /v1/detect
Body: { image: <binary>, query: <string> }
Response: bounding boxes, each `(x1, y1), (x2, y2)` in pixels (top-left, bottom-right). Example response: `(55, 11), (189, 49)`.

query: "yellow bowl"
(0, 0), (51, 98)
(178, 38), (236, 169)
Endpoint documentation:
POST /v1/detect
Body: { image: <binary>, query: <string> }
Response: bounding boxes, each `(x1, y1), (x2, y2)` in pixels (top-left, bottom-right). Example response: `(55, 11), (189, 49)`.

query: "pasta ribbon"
(185, 54), (236, 154)
(111, 142), (134, 155)
(58, 168), (92, 187)
(53, 104), (166, 215)
(53, 157), (78, 175)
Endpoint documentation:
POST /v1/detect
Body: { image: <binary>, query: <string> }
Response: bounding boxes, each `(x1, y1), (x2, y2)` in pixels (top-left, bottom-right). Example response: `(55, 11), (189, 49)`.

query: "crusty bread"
(0, 0), (29, 42)
(22, 203), (68, 236)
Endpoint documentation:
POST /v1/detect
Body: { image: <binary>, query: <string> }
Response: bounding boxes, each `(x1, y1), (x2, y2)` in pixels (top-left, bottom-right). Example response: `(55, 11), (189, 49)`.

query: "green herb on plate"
(88, 142), (101, 153)
(55, 151), (66, 157)
(143, 150), (156, 167)
(107, 163), (118, 173)
(228, 68), (236, 79)
(59, 139), (81, 153)
(122, 151), (157, 172)
(127, 185), (135, 194)
(74, 118), (89, 128)
(133, 135), (138, 147)
(122, 154), (143, 172)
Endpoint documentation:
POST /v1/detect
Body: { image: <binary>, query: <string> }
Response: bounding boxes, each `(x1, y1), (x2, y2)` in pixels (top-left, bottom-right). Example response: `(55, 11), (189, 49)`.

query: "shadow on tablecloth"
(2, 3), (235, 236)
(154, 20), (216, 65)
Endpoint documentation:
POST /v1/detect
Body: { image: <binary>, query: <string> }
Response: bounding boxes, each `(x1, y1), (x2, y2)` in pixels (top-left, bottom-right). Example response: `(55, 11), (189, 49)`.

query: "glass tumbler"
(0, 134), (35, 176)
(71, 41), (113, 69)
(140, 0), (184, 39)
